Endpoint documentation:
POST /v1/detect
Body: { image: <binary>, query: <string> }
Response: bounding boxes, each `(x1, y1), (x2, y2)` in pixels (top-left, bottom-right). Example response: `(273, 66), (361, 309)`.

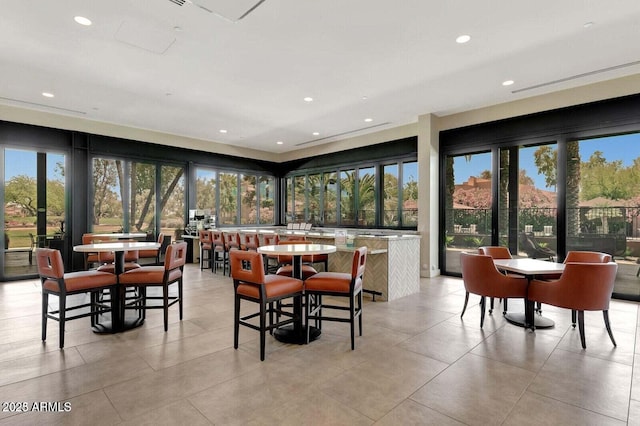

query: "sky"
(4, 149), (64, 181)
(453, 132), (640, 189)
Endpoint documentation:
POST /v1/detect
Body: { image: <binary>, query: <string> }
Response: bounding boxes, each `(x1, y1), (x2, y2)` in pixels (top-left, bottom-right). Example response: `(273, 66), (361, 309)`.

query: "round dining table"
(257, 243), (336, 344)
(74, 241), (160, 333)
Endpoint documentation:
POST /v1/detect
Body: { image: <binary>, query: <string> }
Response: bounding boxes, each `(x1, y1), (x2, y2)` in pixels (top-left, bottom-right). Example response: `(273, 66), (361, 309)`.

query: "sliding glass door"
(3, 148), (66, 280)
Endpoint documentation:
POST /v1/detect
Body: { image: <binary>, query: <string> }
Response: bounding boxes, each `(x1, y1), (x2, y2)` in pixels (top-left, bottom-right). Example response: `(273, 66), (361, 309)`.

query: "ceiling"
(2, 0), (640, 155)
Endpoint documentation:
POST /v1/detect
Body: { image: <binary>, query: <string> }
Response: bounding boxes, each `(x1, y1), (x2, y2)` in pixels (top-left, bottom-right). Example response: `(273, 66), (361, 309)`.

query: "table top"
(257, 244), (337, 256)
(73, 241), (160, 252)
(91, 232), (147, 239)
(493, 258), (565, 275)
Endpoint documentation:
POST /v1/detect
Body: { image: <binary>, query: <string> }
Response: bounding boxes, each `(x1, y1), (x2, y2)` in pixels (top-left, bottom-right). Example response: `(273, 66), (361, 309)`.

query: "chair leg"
(349, 293), (356, 350)
(460, 292), (470, 318)
(59, 294), (66, 349)
(163, 284), (169, 332)
(259, 301), (266, 361)
(358, 290), (363, 337)
(234, 295), (240, 350)
(178, 278), (184, 321)
(503, 298), (508, 315)
(577, 310), (586, 349)
(603, 310), (617, 347)
(305, 294), (311, 344)
(489, 297), (494, 314)
(536, 301), (542, 314)
(41, 292), (48, 342)
(571, 310), (577, 328)
(479, 296), (486, 328)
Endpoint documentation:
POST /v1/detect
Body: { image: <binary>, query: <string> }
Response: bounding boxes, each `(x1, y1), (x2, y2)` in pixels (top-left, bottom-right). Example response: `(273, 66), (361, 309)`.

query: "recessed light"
(303, 97), (313, 102)
(583, 21), (594, 28)
(456, 34), (471, 44)
(364, 118), (373, 122)
(42, 92), (54, 98)
(361, 96), (368, 100)
(276, 141), (284, 145)
(219, 129), (227, 133)
(502, 80), (514, 86)
(74, 16), (92, 26)
(312, 132), (320, 136)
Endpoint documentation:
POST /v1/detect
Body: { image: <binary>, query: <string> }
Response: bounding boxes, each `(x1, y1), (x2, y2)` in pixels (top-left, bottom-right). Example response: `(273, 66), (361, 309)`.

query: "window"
(401, 161), (418, 227)
(219, 172), (238, 225)
(195, 168), (216, 211)
(323, 172), (337, 226)
(92, 157), (124, 233)
(160, 165), (185, 242)
(358, 166), (376, 226)
(340, 169), (356, 225)
(240, 174), (256, 225)
(258, 176), (274, 224)
(308, 173), (322, 224)
(383, 164), (399, 226)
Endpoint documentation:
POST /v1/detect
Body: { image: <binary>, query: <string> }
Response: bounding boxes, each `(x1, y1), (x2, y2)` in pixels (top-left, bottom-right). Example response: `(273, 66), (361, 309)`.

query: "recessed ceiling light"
(303, 97), (313, 102)
(219, 129), (227, 133)
(42, 92), (54, 98)
(364, 118), (373, 122)
(456, 34), (471, 44)
(361, 96), (368, 100)
(312, 132), (320, 136)
(502, 80), (514, 86)
(74, 16), (92, 26)
(583, 21), (594, 28)
(276, 141), (284, 145)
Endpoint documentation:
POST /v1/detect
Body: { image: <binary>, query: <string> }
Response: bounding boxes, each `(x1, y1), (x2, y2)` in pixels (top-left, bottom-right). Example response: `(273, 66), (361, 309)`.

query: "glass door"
(3, 148), (66, 279)
(443, 151), (492, 274)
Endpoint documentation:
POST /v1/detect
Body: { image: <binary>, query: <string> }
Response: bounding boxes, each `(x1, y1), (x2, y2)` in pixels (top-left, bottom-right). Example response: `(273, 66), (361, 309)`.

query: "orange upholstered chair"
(225, 232), (242, 251)
(541, 251), (612, 326)
(36, 248), (117, 348)
(242, 233), (260, 251)
(82, 233), (99, 270)
(304, 247), (367, 349)
(275, 240), (318, 280)
(138, 232), (165, 265)
(118, 242), (187, 332)
(211, 230), (229, 275)
(230, 250), (304, 361)
(459, 252), (528, 328)
(199, 229), (213, 270)
(528, 261), (618, 348)
(262, 233), (280, 273)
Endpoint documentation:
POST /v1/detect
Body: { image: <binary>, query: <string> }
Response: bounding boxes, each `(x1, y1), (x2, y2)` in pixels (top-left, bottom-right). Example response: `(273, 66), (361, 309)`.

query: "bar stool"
(211, 231), (228, 275)
(304, 247), (367, 349)
(36, 248), (117, 348)
(199, 229), (213, 270)
(242, 233), (260, 251)
(262, 233), (280, 273)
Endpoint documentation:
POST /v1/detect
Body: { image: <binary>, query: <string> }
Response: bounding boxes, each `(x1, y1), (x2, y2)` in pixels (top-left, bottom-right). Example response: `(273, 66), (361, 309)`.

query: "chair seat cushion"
(276, 264), (318, 280)
(43, 270), (117, 292)
(201, 243), (212, 250)
(237, 274), (303, 300)
(119, 266), (182, 285)
(96, 262), (141, 274)
(304, 271), (359, 293)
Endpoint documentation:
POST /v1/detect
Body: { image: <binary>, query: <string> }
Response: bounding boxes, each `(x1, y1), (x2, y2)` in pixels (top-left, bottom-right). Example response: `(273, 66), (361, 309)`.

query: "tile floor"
(0, 264), (639, 425)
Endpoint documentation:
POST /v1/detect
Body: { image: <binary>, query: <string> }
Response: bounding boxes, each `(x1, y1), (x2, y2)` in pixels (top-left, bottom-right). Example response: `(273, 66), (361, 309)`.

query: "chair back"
(263, 233), (279, 246)
(211, 230), (226, 247)
(533, 262), (618, 311)
(243, 233), (260, 250)
(226, 232), (241, 250)
(351, 247), (367, 283)
(165, 242), (187, 271)
(36, 248), (65, 280)
(460, 252), (527, 298)
(230, 250), (265, 284)
(82, 233), (94, 245)
(478, 246), (512, 259)
(565, 251), (611, 263)
(157, 232), (165, 244)
(284, 235), (306, 241)
(199, 229), (212, 244)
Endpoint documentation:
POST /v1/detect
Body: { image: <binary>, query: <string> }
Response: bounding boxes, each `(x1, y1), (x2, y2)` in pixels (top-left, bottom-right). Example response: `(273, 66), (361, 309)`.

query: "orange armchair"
(118, 242), (187, 332)
(36, 248), (117, 348)
(230, 250), (304, 361)
(459, 252), (528, 328)
(528, 262), (618, 349)
(275, 240), (318, 280)
(304, 247), (367, 349)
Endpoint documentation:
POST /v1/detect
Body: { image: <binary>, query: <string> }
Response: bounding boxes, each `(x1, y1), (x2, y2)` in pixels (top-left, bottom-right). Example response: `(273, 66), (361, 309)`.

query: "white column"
(417, 113), (440, 277)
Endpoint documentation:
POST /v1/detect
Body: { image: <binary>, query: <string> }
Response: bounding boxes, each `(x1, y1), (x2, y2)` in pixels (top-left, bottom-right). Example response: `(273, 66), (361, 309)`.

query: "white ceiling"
(2, 0), (640, 155)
